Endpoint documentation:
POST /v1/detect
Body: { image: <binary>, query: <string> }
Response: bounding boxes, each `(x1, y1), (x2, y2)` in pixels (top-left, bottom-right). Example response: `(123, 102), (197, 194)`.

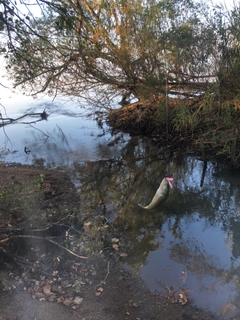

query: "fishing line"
(165, 65), (168, 141)
(163, 31), (171, 176)
(164, 44), (169, 143)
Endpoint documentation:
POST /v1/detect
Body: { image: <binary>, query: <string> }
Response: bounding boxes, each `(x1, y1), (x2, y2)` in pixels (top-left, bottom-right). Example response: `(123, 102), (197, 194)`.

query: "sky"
(213, 0), (236, 8)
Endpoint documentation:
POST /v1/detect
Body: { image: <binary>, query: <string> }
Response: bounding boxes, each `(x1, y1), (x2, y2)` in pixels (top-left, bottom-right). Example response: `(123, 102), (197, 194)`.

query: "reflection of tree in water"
(114, 213), (165, 274)
(229, 219), (240, 259)
(73, 154), (240, 284)
(74, 142), (175, 220)
(23, 124), (95, 166)
(73, 143), (173, 271)
(170, 241), (225, 278)
(23, 126), (71, 167)
(169, 239), (240, 312)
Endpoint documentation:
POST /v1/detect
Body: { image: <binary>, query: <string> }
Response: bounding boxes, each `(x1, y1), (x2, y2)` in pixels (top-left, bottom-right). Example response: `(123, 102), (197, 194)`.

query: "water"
(1, 92), (240, 317)
(0, 93), (127, 165)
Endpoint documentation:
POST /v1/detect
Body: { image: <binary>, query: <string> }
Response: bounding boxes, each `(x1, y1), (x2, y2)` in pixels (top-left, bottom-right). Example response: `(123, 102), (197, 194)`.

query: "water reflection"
(0, 97), (128, 165)
(1, 94), (240, 316)
(73, 153), (240, 316)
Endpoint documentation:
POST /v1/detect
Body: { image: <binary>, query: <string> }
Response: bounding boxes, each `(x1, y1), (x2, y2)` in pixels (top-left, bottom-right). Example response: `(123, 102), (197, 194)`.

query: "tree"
(214, 4), (240, 102)
(1, 0), (219, 109)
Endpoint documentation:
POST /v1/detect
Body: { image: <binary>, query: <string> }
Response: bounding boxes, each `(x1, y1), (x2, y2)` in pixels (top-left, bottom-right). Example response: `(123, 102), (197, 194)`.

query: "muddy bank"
(0, 266), (225, 320)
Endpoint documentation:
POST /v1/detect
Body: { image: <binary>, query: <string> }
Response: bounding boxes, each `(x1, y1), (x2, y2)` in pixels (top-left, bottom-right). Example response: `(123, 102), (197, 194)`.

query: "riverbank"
(107, 99), (240, 168)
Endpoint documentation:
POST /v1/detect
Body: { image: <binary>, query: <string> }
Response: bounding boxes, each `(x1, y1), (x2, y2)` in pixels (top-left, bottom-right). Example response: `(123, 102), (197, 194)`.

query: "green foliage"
(2, 0), (240, 107)
(35, 173), (45, 189)
(170, 92), (240, 164)
(0, 0), (218, 103)
(172, 102), (193, 132)
(154, 100), (168, 127)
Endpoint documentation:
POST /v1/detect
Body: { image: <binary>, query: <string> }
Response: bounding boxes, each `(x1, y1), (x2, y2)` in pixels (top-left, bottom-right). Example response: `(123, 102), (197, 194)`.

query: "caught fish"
(138, 177), (173, 210)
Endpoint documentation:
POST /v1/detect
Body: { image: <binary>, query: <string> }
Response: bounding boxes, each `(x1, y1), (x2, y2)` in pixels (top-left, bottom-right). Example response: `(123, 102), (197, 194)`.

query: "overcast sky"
(213, 0), (237, 8)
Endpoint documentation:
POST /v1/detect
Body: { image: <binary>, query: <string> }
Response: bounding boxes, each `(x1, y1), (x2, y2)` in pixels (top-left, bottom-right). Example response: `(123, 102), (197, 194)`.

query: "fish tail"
(138, 203), (148, 209)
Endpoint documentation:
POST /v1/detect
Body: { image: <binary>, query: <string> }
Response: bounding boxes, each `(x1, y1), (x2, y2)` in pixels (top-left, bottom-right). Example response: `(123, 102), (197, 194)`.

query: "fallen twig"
(0, 234), (88, 260)
(103, 261), (110, 283)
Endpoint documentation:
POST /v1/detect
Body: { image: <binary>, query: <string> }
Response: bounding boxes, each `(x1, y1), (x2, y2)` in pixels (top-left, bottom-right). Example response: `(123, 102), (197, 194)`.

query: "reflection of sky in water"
(124, 157), (240, 316)
(140, 214), (239, 315)
(175, 158), (217, 191)
(0, 95), (129, 166)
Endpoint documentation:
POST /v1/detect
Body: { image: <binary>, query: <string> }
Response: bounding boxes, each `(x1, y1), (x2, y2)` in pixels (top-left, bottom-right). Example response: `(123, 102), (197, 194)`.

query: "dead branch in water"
(0, 110), (48, 127)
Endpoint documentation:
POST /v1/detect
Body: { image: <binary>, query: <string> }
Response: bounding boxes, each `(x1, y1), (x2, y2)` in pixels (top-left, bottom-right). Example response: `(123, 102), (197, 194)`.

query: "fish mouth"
(166, 177), (174, 188)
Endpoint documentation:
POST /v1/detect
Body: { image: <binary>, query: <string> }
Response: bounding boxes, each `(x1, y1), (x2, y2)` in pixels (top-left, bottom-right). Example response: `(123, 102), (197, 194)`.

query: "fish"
(138, 177), (174, 210)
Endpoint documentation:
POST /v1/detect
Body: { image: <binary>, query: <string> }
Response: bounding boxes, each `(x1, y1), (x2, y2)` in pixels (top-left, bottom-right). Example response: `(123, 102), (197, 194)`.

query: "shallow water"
(0, 94), (126, 165)
(1, 92), (240, 316)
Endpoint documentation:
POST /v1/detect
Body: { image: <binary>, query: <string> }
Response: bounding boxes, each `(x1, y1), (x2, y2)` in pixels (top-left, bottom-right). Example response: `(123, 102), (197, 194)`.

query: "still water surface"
(1, 93), (240, 316)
